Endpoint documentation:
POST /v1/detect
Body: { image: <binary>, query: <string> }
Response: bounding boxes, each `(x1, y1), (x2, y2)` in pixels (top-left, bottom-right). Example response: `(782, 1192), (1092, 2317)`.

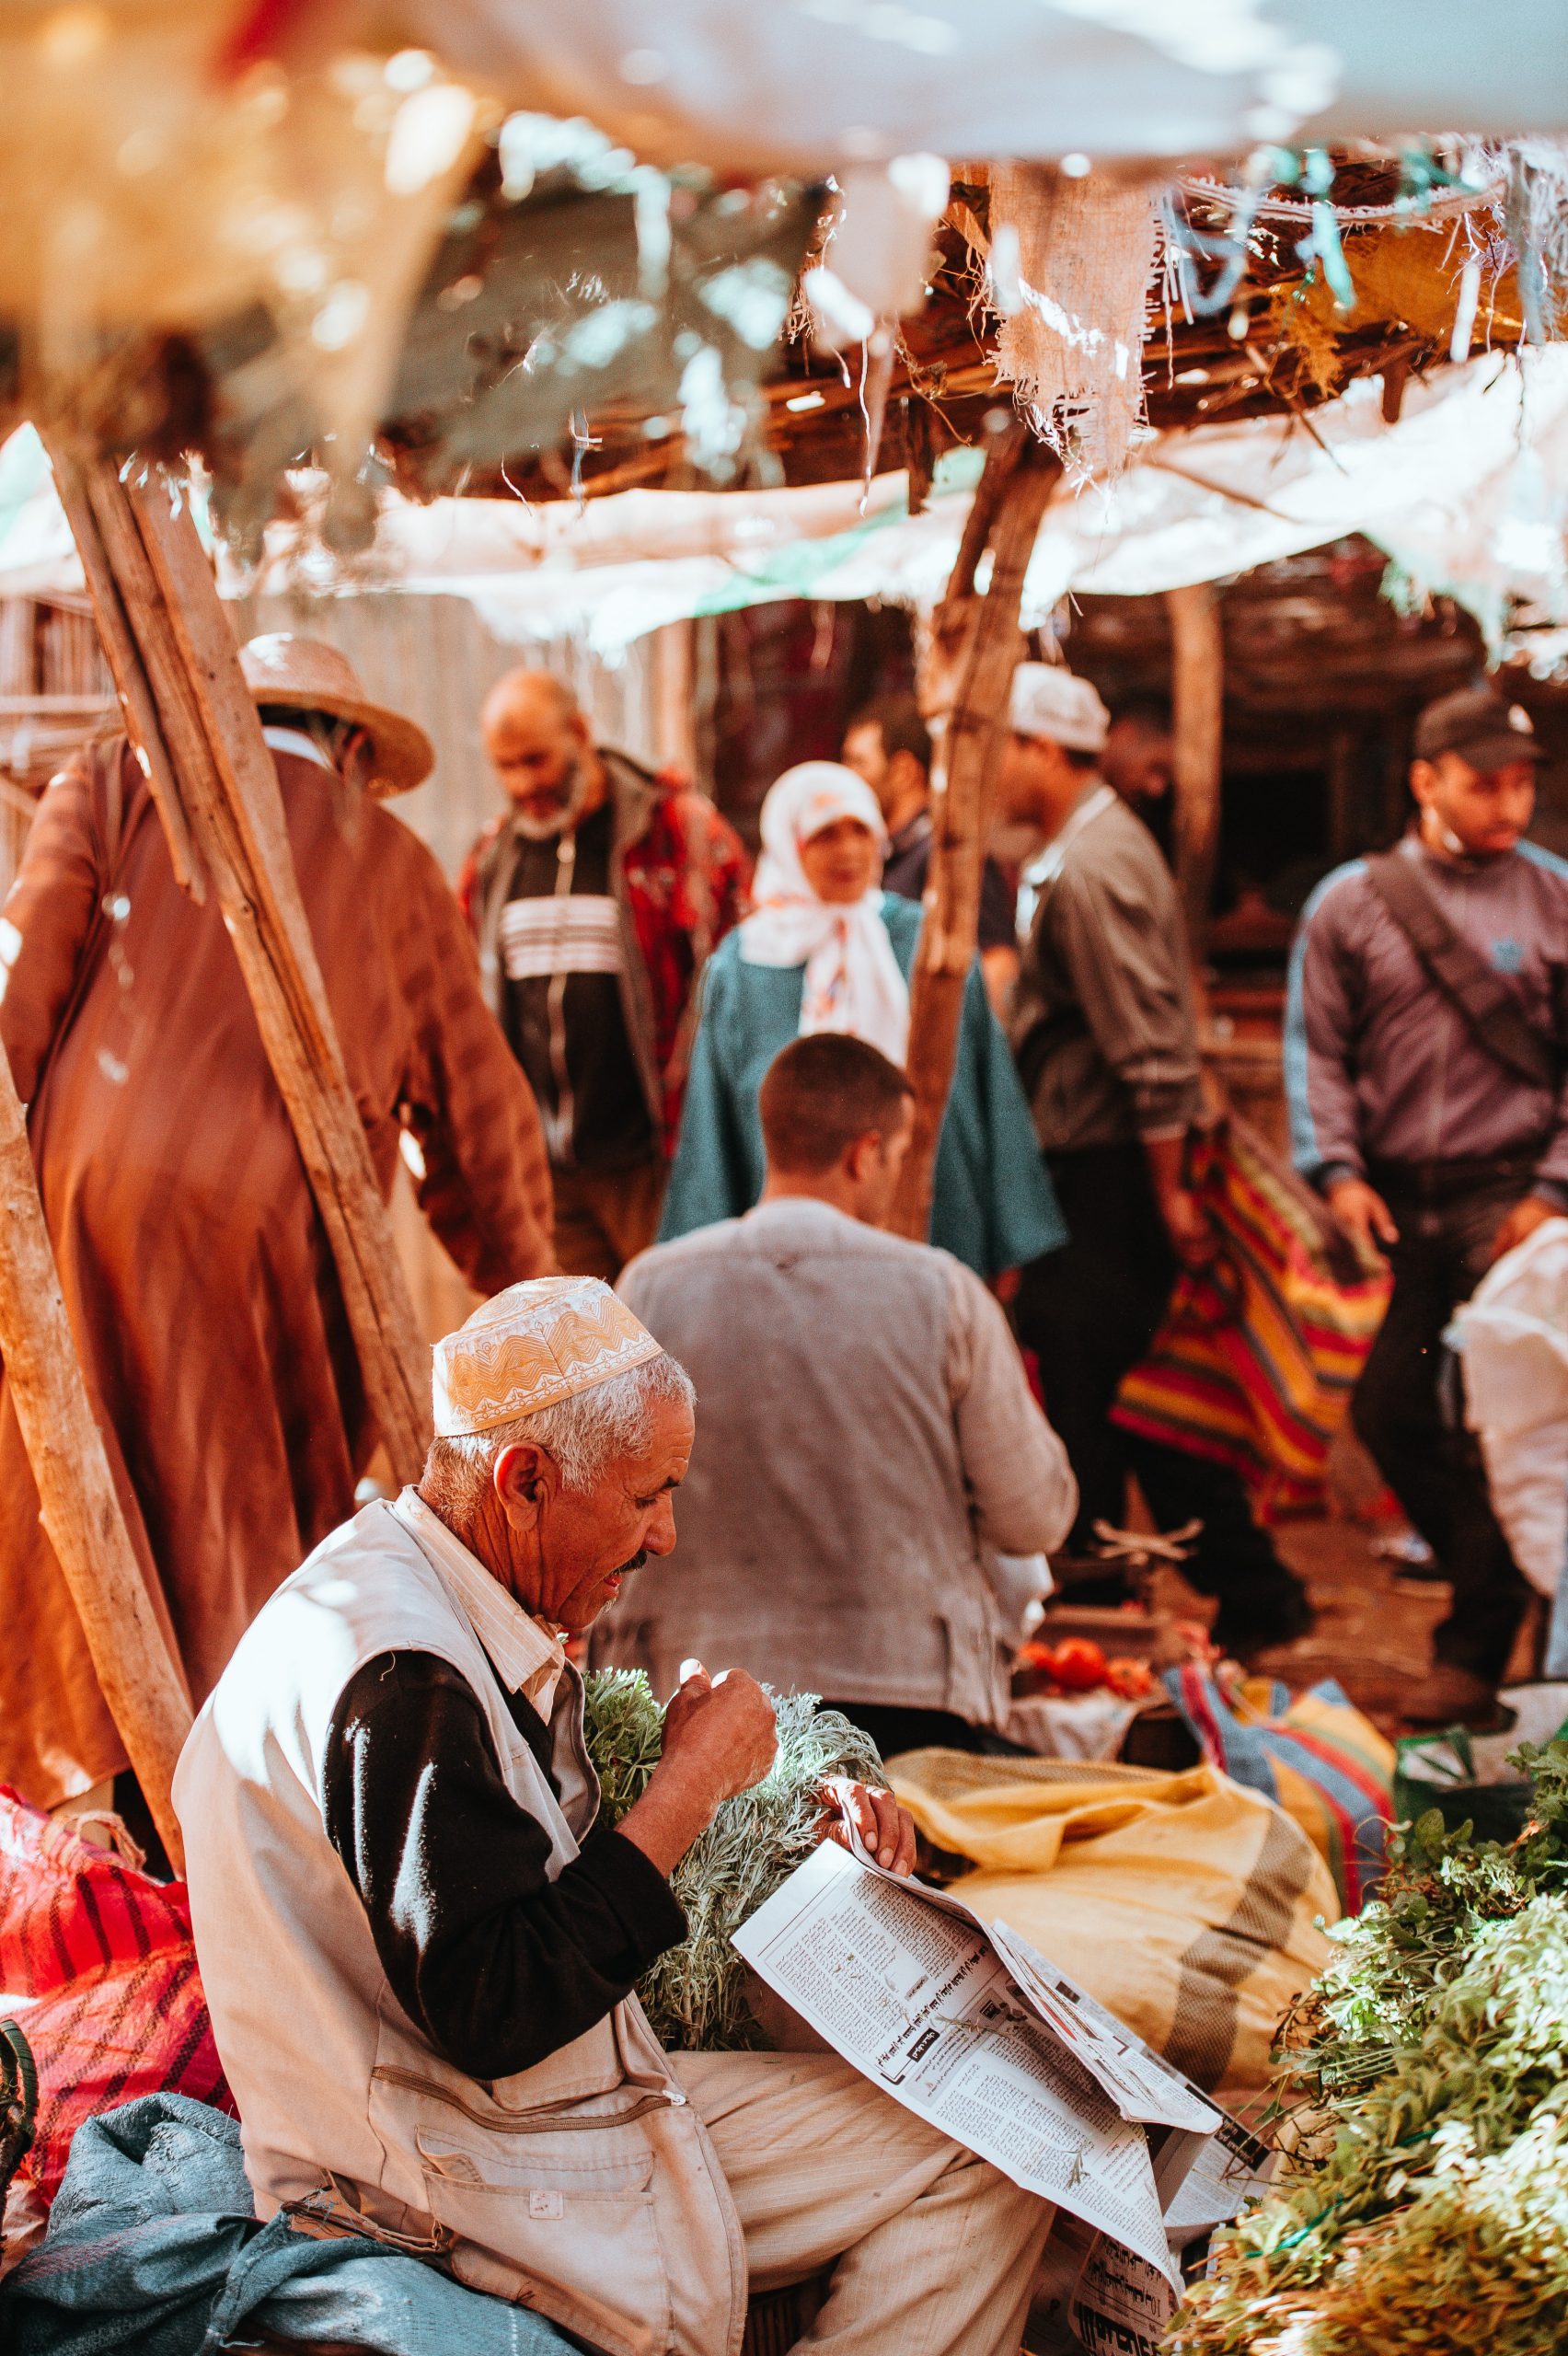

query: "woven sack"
(0, 1787), (230, 2201)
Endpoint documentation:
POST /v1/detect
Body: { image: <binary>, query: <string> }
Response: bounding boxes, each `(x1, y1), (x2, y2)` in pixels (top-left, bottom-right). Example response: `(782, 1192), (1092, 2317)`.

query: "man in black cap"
(1286, 685), (1565, 1724)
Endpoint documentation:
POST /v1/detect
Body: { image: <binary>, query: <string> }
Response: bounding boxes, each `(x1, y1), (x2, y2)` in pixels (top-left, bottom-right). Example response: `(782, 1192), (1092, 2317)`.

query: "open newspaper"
(732, 1831), (1268, 2304)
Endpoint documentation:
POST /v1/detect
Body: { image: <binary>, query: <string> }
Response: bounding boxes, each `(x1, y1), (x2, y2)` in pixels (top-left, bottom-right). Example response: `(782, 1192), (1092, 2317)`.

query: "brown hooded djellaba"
(0, 738), (554, 1807)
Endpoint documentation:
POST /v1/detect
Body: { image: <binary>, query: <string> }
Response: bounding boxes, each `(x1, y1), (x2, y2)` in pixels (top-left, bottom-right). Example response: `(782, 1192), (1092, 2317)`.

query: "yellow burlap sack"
(889, 1751), (1338, 2100)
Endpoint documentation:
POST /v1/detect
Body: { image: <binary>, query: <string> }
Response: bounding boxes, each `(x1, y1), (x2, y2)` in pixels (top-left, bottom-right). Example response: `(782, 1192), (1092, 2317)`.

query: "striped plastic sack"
(1112, 1119), (1390, 1518)
(1160, 1669), (1394, 1912)
(0, 1786), (231, 2201)
(889, 1750), (1337, 2104)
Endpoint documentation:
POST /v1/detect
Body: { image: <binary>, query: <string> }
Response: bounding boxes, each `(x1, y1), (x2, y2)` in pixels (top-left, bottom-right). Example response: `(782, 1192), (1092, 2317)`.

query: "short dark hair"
(847, 694), (931, 776)
(758, 1034), (914, 1174)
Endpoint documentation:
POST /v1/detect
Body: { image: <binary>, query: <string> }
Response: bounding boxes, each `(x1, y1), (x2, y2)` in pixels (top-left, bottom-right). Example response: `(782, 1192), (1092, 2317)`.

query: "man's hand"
(819, 1778), (917, 1877)
(661, 1660), (779, 1801)
(1327, 1176), (1400, 1265)
(1159, 1184), (1217, 1272)
(1489, 1194), (1562, 1266)
(617, 1662), (778, 1878)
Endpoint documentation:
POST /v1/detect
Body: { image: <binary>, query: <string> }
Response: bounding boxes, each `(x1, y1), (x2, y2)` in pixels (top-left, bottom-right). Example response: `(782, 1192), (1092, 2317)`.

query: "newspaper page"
(732, 1842), (1184, 2286)
(1068, 2111), (1274, 2353)
(833, 1811), (1218, 2137)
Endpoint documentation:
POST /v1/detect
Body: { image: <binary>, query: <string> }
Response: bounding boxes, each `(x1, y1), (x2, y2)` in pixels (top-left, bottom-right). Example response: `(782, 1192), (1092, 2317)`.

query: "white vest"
(174, 1499), (745, 2356)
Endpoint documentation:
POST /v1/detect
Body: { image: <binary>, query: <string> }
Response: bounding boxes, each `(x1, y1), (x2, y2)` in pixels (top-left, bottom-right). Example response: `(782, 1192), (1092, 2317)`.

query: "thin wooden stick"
(891, 433), (1060, 1242)
(0, 1041), (191, 1871)
(45, 443), (206, 902)
(51, 444), (432, 1475)
(1167, 582), (1224, 963)
(129, 475), (433, 1474)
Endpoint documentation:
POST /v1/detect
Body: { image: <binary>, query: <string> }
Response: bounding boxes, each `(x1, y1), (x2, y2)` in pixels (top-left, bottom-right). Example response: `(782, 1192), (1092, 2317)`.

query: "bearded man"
(460, 670), (750, 1280)
(0, 636), (553, 1812)
(176, 1277), (1054, 2356)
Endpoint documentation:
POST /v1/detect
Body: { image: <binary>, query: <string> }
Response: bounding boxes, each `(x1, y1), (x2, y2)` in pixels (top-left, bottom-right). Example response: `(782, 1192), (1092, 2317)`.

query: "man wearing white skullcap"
(999, 663), (1314, 1663)
(177, 1276), (1054, 2356)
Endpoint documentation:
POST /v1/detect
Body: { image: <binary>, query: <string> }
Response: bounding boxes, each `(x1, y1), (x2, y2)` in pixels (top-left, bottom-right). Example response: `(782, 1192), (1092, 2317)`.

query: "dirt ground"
(1145, 1428), (1543, 1736)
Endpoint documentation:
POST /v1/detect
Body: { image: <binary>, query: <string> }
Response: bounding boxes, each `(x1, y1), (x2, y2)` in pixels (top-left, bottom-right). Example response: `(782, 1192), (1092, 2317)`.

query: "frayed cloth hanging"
(987, 163), (1162, 482)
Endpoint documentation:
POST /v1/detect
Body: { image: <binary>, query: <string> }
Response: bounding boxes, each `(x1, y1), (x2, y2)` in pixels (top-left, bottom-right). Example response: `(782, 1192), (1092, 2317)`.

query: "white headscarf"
(739, 762), (910, 1066)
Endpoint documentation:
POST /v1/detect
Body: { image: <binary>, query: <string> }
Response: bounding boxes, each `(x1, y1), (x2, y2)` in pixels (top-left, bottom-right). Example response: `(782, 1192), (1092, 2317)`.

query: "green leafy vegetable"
(1168, 1738), (1568, 2355)
(582, 1669), (883, 2052)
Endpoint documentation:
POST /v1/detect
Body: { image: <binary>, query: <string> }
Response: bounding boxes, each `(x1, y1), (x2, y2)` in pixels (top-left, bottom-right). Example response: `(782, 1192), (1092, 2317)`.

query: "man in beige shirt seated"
(178, 1274), (1055, 2356)
(594, 1034), (1078, 1757)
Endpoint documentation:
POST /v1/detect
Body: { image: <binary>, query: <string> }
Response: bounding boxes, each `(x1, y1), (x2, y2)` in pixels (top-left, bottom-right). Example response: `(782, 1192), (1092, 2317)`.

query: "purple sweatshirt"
(1286, 832), (1568, 1197)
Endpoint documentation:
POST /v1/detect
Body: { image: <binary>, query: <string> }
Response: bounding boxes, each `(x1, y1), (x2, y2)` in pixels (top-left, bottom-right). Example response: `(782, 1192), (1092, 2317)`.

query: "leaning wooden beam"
(891, 431), (1061, 1242)
(48, 443), (432, 1481)
(1166, 582), (1224, 964)
(0, 1043), (191, 1872)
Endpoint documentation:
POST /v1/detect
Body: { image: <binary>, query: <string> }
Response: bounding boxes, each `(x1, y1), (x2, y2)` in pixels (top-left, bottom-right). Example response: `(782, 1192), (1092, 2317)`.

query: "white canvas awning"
(4, 345), (1566, 659)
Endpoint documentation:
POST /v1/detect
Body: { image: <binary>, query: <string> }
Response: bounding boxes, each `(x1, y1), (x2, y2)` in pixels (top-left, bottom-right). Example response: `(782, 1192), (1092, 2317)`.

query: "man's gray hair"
(421, 1349), (695, 1525)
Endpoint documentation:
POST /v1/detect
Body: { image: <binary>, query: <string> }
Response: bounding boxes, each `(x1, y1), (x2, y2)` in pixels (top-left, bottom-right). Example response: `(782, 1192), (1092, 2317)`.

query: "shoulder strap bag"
(1363, 847), (1558, 1093)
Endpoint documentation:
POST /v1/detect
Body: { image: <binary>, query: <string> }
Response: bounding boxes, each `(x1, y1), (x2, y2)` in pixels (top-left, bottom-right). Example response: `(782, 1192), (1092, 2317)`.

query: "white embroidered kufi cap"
(1009, 662), (1110, 753)
(432, 1277), (663, 1438)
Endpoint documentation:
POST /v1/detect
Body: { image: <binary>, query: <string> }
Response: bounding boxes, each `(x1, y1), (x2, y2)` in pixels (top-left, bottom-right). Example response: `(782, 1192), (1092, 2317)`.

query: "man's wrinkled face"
(513, 1395), (694, 1634)
(485, 691), (591, 837)
(1412, 751), (1537, 858)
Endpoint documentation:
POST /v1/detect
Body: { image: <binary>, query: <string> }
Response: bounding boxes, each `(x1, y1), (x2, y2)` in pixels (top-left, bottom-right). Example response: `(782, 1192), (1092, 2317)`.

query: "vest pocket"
(381, 2075), (674, 2356)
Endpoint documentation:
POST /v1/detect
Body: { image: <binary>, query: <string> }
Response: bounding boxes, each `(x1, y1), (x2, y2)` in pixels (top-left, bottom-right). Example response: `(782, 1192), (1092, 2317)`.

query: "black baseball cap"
(1413, 687), (1543, 772)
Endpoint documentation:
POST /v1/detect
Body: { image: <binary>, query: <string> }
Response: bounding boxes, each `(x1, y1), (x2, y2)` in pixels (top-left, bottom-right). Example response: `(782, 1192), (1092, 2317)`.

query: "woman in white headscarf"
(659, 763), (1062, 1277)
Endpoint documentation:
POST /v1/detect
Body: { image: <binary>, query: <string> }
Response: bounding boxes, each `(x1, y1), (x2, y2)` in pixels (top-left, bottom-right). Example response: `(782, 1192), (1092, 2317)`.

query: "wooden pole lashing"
(0, 1045), (191, 1872)
(890, 429), (1060, 1242)
(1167, 581), (1224, 964)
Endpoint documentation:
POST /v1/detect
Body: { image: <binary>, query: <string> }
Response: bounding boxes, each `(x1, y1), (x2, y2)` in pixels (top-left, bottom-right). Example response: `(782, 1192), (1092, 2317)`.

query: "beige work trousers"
(672, 2050), (1054, 2356)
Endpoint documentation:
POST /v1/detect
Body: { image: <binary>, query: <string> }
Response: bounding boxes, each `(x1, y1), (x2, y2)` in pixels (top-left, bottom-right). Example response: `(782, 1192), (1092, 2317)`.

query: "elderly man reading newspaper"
(176, 1277), (1054, 2356)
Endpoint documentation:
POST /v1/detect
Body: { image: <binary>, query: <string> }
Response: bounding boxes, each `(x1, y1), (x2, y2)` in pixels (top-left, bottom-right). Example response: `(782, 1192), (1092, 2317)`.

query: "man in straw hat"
(178, 1276), (1055, 2356)
(0, 635), (554, 1819)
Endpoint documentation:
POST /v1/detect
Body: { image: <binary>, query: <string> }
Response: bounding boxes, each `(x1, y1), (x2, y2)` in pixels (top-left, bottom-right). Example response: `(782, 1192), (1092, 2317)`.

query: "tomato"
(1105, 1656), (1156, 1700)
(1044, 1637), (1109, 1692)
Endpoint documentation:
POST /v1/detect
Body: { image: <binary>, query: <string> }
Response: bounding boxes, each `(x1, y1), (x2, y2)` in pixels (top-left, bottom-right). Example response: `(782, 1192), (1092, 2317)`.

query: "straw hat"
(239, 634), (434, 798)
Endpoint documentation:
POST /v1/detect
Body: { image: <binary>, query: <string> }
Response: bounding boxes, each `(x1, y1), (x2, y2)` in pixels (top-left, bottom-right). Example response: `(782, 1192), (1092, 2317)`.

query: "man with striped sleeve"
(461, 670), (749, 1281)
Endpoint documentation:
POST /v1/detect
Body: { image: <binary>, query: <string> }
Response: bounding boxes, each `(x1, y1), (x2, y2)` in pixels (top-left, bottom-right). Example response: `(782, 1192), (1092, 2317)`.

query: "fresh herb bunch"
(582, 1669), (883, 2052)
(1167, 1738), (1568, 2356)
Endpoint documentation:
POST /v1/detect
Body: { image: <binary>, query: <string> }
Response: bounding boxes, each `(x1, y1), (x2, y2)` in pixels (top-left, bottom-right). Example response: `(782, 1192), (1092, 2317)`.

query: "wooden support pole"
(0, 1046), (191, 1871)
(1167, 582), (1224, 964)
(891, 428), (1061, 1242)
(47, 443), (432, 1485)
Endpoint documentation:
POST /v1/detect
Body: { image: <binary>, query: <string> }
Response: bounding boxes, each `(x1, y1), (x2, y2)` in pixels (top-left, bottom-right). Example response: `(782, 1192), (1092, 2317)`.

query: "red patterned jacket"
(458, 753), (750, 1156)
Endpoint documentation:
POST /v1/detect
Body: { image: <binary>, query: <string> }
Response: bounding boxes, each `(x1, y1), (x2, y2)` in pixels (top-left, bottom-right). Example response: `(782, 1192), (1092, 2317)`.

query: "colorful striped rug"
(1161, 1667), (1395, 1912)
(1113, 1120), (1391, 1517)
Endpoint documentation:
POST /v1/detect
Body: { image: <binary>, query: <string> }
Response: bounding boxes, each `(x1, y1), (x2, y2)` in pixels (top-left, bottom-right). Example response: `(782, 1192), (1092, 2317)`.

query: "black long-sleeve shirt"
(321, 1651), (686, 2081)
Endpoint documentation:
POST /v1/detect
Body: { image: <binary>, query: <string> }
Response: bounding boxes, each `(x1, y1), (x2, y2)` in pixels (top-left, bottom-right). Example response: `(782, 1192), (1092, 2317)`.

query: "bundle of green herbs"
(1168, 1738), (1568, 2356)
(582, 1669), (883, 2053)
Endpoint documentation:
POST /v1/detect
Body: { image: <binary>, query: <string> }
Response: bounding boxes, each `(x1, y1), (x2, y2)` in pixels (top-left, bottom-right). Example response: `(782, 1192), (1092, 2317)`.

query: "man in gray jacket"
(592, 1034), (1077, 1755)
(1004, 663), (1312, 1662)
(1287, 685), (1565, 1723)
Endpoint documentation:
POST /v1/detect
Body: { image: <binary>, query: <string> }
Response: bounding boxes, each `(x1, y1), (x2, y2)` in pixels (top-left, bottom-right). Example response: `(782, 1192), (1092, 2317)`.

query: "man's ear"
(843, 1130), (882, 1185)
(492, 1441), (554, 1527)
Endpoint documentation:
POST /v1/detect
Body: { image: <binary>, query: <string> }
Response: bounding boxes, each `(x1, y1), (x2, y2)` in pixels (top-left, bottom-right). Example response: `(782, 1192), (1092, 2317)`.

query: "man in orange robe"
(0, 636), (553, 1807)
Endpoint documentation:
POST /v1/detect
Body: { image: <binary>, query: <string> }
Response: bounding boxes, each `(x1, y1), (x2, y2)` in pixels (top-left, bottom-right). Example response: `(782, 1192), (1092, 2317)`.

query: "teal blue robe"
(659, 895), (1065, 1276)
